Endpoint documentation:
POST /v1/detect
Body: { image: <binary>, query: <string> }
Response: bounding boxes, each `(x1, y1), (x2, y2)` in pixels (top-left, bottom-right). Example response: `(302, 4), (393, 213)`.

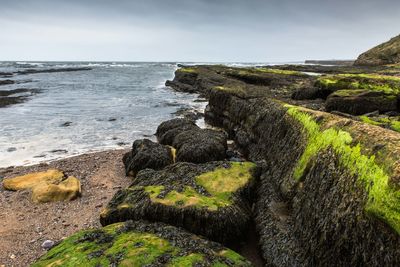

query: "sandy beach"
(0, 149), (131, 266)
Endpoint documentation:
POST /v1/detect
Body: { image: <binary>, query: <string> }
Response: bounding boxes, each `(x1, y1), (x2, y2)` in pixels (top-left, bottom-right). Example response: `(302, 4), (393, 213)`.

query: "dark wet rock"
(0, 79), (14, 86)
(117, 142), (128, 146)
(16, 67), (92, 75)
(0, 88), (40, 97)
(325, 90), (398, 115)
(123, 139), (174, 176)
(50, 149), (68, 154)
(155, 118), (200, 145)
(0, 72), (13, 78)
(172, 107), (204, 121)
(291, 86), (332, 100)
(0, 88), (41, 108)
(32, 220), (252, 267)
(100, 161), (258, 245)
(0, 96), (25, 108)
(60, 121), (72, 127)
(173, 128), (227, 163)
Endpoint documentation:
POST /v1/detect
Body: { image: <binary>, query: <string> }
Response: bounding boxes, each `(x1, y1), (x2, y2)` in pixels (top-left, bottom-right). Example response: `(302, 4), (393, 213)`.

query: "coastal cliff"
(166, 65), (400, 266)
(355, 35), (400, 66)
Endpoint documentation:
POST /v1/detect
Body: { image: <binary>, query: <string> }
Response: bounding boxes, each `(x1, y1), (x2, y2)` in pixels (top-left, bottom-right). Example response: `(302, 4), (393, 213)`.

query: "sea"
(0, 61), (266, 168)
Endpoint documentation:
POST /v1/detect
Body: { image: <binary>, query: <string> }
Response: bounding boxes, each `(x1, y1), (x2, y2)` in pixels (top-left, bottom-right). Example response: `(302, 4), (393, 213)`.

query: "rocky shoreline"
(3, 60), (400, 266)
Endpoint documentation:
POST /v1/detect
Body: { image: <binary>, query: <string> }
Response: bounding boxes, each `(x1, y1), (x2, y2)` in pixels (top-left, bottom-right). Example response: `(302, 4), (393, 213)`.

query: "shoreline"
(0, 149), (132, 266)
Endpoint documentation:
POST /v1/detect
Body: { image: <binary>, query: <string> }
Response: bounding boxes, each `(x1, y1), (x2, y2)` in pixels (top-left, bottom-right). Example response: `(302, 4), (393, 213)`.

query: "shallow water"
(0, 62), (208, 167)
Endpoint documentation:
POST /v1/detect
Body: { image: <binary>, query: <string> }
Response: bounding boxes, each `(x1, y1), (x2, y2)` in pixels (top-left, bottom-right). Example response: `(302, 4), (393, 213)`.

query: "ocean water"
(0, 62), (212, 168)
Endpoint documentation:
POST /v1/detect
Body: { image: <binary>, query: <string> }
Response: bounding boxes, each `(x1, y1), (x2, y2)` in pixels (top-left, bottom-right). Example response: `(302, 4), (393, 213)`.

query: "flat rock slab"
(32, 220), (252, 267)
(101, 161), (258, 244)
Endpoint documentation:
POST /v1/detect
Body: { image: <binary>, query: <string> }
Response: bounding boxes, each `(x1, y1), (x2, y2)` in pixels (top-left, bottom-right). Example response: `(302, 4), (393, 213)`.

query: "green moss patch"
(255, 67), (307, 76)
(178, 67), (198, 73)
(101, 162), (257, 244)
(286, 104), (400, 234)
(360, 115), (400, 133)
(316, 73), (400, 95)
(32, 221), (252, 267)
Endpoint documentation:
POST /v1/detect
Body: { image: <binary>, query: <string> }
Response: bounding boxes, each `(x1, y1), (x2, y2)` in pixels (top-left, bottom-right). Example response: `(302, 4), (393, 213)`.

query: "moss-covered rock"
(100, 161), (258, 244)
(123, 139), (174, 177)
(201, 82), (400, 265)
(32, 220), (252, 267)
(325, 89), (397, 115)
(2, 169), (64, 191)
(316, 73), (400, 94)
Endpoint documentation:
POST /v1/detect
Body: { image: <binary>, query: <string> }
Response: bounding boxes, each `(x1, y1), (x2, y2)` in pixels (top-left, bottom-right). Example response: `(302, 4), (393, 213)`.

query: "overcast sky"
(1, 0), (400, 62)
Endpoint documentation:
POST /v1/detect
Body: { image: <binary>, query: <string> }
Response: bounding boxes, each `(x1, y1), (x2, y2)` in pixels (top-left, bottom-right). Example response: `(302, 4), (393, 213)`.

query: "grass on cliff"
(286, 105), (400, 234)
(316, 73), (400, 95)
(145, 162), (255, 211)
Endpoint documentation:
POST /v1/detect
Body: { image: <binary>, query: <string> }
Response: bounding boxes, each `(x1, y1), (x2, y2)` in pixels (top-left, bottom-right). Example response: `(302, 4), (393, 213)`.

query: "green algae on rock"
(100, 161), (257, 244)
(285, 104), (400, 234)
(359, 115), (400, 133)
(32, 220), (252, 267)
(316, 73), (400, 94)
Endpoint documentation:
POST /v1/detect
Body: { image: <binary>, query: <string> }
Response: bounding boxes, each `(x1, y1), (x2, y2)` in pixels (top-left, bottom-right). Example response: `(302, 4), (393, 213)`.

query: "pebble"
(41, 240), (55, 250)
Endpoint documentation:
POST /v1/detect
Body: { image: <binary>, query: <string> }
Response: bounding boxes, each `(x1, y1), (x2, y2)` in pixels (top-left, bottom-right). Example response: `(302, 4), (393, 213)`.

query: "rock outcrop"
(32, 220), (252, 267)
(156, 118), (228, 163)
(355, 35), (400, 66)
(166, 65), (400, 266)
(100, 161), (258, 244)
(122, 139), (174, 176)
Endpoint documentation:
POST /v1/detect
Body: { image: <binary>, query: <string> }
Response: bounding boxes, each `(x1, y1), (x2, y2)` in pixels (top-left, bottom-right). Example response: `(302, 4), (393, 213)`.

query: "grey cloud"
(0, 0), (399, 61)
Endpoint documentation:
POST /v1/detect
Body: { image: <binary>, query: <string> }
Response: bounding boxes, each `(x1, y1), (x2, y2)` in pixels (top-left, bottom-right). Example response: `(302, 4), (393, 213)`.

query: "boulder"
(100, 161), (258, 244)
(173, 129), (227, 163)
(123, 139), (174, 176)
(2, 169), (64, 191)
(325, 89), (398, 115)
(155, 118), (199, 145)
(31, 176), (81, 203)
(32, 220), (252, 267)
